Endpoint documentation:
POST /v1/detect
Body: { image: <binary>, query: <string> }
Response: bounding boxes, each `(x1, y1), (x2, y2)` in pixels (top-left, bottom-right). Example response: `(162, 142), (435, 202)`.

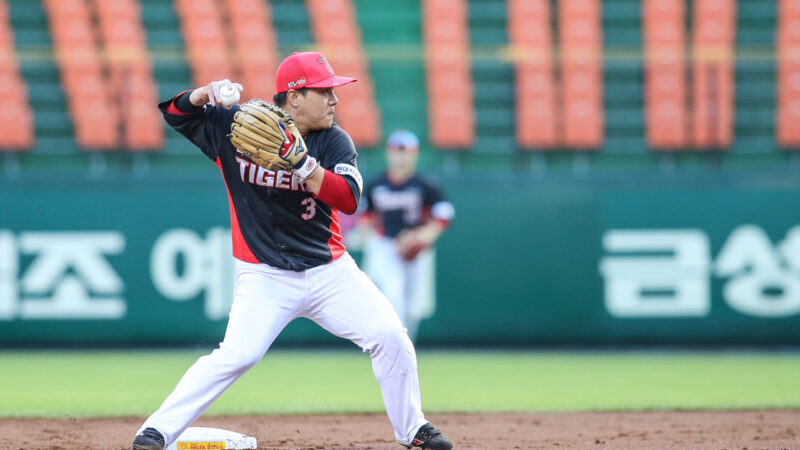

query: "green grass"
(1, 350), (800, 418)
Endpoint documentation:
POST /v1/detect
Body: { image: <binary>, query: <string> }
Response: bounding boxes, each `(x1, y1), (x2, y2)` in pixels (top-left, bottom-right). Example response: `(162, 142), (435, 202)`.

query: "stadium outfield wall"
(1, 172), (800, 347)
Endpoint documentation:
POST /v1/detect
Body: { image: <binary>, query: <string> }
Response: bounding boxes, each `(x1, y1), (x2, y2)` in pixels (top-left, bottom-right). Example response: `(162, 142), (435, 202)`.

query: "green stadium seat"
(474, 136), (516, 154)
(468, 0), (512, 152)
(25, 81), (63, 102)
(732, 136), (777, 154)
(738, 1), (777, 20)
(468, 1), (507, 22)
(605, 81), (643, 103)
(33, 110), (71, 134)
(606, 109), (644, 128)
(602, 0), (638, 20)
(139, 2), (174, 24)
(271, 0), (313, 47)
(19, 58), (60, 84)
(10, 28), (48, 46)
(35, 136), (79, 155)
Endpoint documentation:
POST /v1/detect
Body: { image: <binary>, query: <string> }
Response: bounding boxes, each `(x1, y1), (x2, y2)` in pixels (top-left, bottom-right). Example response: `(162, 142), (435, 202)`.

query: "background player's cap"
(275, 52), (357, 94)
(386, 129), (420, 151)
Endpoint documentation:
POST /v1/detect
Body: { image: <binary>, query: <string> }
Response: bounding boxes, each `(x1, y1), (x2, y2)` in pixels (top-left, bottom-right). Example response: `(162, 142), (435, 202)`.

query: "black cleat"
(402, 422), (453, 449)
(132, 427), (165, 450)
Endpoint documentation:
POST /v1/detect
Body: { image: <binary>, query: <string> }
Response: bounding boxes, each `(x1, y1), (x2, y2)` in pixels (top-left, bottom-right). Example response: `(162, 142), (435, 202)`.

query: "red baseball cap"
(275, 51), (357, 94)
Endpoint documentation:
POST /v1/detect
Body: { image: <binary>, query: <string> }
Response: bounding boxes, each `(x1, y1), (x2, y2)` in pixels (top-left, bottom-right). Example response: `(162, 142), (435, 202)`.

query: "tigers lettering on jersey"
(236, 156), (309, 192)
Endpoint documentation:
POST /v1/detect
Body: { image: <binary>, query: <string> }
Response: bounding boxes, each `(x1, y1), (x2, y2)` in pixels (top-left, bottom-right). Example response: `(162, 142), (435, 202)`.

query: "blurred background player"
(361, 130), (455, 341)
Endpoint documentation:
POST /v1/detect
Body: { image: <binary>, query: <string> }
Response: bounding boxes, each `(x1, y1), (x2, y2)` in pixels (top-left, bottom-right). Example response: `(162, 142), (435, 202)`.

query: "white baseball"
(219, 85), (240, 106)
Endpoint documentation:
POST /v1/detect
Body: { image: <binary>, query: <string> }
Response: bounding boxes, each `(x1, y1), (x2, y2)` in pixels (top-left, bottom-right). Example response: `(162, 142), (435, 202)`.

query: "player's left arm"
(419, 178), (455, 243)
(303, 127), (363, 215)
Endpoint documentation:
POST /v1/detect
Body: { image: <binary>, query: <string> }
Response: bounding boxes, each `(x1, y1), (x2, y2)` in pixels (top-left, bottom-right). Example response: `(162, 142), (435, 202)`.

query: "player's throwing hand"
(188, 79), (243, 109)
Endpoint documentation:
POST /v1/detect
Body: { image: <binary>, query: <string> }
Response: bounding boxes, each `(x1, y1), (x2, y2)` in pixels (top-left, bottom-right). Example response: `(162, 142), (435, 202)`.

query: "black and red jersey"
(159, 94), (363, 271)
(364, 173), (454, 238)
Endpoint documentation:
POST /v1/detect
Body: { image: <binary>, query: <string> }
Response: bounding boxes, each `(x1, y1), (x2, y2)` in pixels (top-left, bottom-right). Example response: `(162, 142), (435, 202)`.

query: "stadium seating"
(305, 0), (381, 146)
(643, 0), (688, 149)
(469, 0), (515, 154)
(224, 0), (278, 101)
(0, 0), (33, 150)
(0, 0), (786, 169)
(692, 0), (736, 149)
(174, 0), (232, 86)
(777, 0), (800, 148)
(559, 0), (604, 149)
(93, 0), (162, 150)
(422, 0), (474, 149)
(508, 0), (557, 149)
(43, 0), (117, 150)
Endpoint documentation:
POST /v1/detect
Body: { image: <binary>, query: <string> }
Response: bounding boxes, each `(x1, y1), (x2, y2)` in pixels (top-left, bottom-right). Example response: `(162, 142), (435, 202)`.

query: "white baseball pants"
(137, 253), (427, 446)
(363, 236), (436, 340)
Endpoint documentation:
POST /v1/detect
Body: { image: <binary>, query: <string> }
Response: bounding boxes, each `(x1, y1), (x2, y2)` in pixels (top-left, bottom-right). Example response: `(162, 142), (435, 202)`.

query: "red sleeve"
(315, 170), (358, 215)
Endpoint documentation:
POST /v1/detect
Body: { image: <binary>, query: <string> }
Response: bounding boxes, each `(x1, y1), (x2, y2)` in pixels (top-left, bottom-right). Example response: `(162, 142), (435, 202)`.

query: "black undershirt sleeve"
(174, 90), (203, 113)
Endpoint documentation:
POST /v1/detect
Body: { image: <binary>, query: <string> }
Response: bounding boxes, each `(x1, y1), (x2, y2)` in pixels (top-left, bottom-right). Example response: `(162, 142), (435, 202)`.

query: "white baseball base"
(165, 427), (257, 450)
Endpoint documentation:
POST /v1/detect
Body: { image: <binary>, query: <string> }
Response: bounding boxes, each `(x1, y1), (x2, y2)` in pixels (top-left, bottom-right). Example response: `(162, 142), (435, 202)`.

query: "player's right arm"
(158, 79), (242, 159)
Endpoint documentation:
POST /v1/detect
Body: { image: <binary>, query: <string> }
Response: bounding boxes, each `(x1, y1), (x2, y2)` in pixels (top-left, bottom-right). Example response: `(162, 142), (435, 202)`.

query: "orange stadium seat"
(74, 106), (118, 148)
(643, 0), (688, 149)
(223, 0), (278, 100)
(0, 31), (11, 55)
(126, 101), (164, 149)
(0, 2), (34, 153)
(44, 0), (119, 150)
(94, 0), (138, 21)
(175, 0), (233, 86)
(0, 3), (12, 46)
(0, 72), (26, 102)
(777, 0), (800, 147)
(0, 102), (33, 148)
(692, 0), (736, 149)
(559, 0), (604, 149)
(508, 0), (557, 149)
(422, 0), (474, 149)
(306, 0), (381, 147)
(92, 0), (162, 151)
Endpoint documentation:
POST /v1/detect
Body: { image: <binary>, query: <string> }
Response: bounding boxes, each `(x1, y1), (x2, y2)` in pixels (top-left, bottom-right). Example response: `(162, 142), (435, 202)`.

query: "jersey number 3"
(301, 197), (316, 220)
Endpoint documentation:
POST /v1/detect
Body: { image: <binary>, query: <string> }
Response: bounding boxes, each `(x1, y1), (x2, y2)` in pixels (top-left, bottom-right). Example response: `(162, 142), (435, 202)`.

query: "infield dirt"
(1, 410), (798, 449)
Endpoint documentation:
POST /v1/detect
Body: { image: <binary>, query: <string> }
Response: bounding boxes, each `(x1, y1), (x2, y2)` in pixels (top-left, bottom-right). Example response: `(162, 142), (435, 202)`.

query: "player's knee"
(384, 323), (414, 352)
(362, 318), (410, 349)
(367, 321), (418, 378)
(210, 344), (263, 372)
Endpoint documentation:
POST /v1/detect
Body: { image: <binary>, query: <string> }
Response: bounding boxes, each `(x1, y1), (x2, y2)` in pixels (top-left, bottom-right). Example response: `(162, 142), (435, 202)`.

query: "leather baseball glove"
(229, 99), (309, 172)
(395, 228), (429, 261)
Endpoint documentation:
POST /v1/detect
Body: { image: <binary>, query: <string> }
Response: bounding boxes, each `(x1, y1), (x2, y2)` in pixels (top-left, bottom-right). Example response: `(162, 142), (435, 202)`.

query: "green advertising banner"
(2, 175), (800, 346)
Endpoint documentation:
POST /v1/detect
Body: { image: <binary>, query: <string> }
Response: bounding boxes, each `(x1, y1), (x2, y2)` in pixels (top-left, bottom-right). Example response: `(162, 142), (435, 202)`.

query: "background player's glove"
(230, 99), (318, 178)
(395, 228), (430, 261)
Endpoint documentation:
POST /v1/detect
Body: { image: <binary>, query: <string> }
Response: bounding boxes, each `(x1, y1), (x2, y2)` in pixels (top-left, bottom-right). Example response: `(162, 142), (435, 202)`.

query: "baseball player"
(361, 130), (454, 340)
(132, 52), (452, 450)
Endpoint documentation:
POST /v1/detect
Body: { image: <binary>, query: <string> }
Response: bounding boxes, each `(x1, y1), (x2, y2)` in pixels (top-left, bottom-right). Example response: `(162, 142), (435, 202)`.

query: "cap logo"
(318, 57), (334, 75)
(287, 77), (306, 89)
